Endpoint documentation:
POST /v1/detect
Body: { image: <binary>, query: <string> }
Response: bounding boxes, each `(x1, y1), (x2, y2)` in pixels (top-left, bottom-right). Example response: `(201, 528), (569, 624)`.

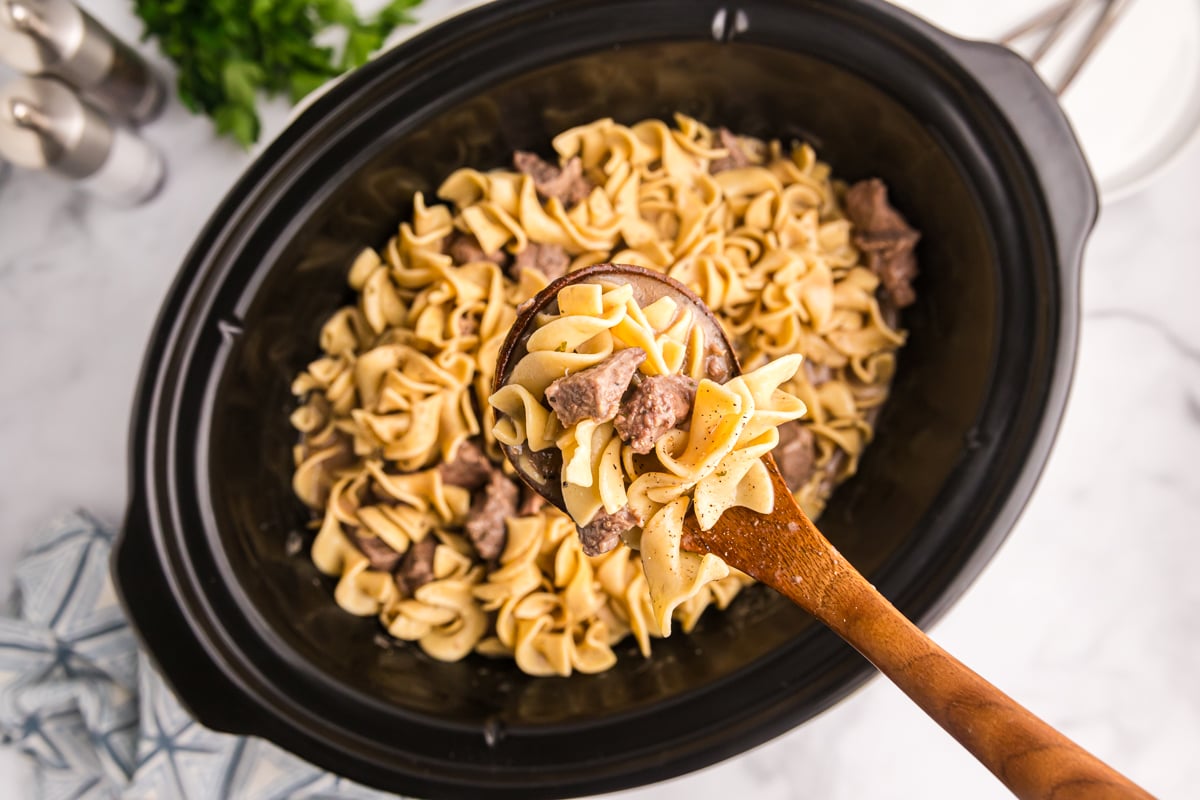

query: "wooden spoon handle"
(683, 461), (1152, 800)
(810, 573), (1152, 799)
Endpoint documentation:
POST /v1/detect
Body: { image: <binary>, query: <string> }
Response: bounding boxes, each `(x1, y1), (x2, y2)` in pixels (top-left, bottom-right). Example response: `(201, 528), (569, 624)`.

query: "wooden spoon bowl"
(493, 264), (1150, 800)
(494, 263), (737, 512)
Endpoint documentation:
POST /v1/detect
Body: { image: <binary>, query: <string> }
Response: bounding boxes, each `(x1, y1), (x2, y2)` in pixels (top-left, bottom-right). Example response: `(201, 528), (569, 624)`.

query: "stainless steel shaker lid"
(0, 0), (85, 74)
(0, 75), (111, 177)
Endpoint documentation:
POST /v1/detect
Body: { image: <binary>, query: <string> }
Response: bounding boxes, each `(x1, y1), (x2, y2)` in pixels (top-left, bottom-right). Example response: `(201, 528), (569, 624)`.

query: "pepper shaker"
(0, 75), (164, 205)
(0, 0), (165, 124)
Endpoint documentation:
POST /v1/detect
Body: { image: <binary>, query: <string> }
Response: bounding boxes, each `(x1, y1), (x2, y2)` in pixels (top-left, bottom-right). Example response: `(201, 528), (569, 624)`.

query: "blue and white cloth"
(0, 512), (399, 799)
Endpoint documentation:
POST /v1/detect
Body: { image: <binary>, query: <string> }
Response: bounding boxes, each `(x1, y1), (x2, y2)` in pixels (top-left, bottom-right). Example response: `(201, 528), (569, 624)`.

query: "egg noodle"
(288, 115), (911, 676)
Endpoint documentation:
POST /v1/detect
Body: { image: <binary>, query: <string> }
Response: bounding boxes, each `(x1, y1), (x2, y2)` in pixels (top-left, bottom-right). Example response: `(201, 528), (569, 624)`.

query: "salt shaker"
(0, 0), (164, 124)
(0, 75), (164, 205)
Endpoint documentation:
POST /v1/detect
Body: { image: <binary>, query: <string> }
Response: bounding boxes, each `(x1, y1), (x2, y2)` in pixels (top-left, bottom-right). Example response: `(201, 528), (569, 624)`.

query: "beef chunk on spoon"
(545, 348), (647, 427)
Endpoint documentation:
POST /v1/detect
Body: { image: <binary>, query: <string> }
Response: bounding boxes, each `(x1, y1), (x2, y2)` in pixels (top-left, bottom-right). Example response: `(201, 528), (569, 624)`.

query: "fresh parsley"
(135, 0), (422, 147)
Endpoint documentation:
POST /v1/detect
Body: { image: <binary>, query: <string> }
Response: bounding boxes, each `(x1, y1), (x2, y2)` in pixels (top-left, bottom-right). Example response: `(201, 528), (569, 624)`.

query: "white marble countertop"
(1, 1), (1198, 797)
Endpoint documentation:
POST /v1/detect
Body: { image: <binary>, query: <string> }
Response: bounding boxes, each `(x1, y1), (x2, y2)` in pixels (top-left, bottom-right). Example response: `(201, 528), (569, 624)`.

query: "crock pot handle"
(942, 37), (1099, 271)
(112, 498), (258, 735)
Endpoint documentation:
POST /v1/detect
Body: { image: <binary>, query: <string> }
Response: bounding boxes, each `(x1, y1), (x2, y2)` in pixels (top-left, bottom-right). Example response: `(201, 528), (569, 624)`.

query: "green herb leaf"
(289, 70), (330, 103)
(222, 60), (266, 109)
(213, 103), (260, 149)
(342, 28), (382, 71)
(314, 0), (358, 25)
(135, 0), (423, 148)
(379, 0), (422, 27)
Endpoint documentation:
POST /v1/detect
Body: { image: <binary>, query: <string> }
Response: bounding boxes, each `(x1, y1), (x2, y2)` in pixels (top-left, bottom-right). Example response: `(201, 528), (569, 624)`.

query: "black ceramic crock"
(113, 0), (1097, 797)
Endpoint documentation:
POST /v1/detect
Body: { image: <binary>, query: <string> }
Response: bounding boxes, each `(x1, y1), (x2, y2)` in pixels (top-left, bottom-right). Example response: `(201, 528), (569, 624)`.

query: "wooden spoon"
(494, 264), (1152, 800)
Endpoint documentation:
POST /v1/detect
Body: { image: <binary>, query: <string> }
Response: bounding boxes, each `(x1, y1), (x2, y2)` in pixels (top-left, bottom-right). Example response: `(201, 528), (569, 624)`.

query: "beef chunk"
(774, 421), (816, 492)
(844, 179), (918, 239)
(514, 151), (592, 206)
(465, 470), (518, 561)
(545, 348), (646, 427)
(803, 358), (833, 386)
(709, 127), (753, 173)
(394, 535), (438, 597)
(870, 246), (918, 308)
(440, 439), (520, 559)
(446, 231), (508, 267)
(843, 179), (920, 308)
(438, 438), (493, 491)
(579, 506), (642, 556)
(518, 482), (546, 516)
(705, 342), (732, 383)
(457, 314), (480, 337)
(615, 374), (698, 454)
(354, 530), (403, 572)
(512, 241), (570, 281)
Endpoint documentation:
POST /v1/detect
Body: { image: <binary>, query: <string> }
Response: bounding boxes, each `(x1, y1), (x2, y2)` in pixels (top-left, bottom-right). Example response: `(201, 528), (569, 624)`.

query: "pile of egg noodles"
(289, 115), (909, 676)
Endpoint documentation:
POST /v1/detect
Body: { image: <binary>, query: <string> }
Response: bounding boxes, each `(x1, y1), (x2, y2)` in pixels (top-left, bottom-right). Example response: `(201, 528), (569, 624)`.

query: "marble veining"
(1, 1), (1198, 797)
